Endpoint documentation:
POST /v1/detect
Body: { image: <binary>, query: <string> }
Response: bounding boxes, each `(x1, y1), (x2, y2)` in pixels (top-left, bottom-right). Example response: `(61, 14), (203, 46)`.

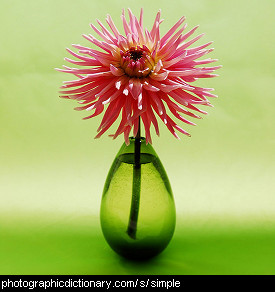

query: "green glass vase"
(100, 137), (176, 260)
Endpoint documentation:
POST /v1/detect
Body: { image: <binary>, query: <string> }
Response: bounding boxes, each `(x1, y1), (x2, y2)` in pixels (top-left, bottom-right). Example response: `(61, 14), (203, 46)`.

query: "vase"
(100, 137), (176, 260)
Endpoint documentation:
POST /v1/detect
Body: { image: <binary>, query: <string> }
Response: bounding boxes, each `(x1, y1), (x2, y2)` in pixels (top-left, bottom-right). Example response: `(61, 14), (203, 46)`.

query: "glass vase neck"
(117, 137), (157, 157)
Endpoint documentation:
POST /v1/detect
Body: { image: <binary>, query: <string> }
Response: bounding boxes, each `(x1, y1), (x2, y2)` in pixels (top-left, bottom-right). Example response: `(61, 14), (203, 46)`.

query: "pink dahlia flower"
(57, 9), (220, 145)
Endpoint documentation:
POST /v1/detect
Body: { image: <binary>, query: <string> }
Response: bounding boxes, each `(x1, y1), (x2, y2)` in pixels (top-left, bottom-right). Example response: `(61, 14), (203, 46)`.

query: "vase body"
(100, 137), (176, 260)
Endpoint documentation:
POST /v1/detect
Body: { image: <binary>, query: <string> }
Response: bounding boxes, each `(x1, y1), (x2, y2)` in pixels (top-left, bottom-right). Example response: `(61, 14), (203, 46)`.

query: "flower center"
(129, 49), (143, 61)
(120, 46), (154, 78)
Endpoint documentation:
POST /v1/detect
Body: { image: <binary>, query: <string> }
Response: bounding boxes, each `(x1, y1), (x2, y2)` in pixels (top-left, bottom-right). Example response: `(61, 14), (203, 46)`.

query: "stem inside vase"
(126, 118), (141, 239)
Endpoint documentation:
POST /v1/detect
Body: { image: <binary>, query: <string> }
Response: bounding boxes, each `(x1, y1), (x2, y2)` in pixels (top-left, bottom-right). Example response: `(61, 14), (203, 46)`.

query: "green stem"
(127, 118), (141, 239)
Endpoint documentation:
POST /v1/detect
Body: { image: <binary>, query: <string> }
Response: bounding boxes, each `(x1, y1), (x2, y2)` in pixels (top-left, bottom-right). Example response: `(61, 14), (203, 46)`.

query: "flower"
(57, 9), (220, 145)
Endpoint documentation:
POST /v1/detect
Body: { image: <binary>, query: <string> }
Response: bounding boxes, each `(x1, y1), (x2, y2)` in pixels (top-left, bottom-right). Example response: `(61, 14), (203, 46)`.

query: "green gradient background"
(0, 0), (274, 274)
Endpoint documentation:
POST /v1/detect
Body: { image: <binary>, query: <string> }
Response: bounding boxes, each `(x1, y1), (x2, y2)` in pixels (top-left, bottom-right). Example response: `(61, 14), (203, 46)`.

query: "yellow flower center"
(120, 46), (155, 78)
